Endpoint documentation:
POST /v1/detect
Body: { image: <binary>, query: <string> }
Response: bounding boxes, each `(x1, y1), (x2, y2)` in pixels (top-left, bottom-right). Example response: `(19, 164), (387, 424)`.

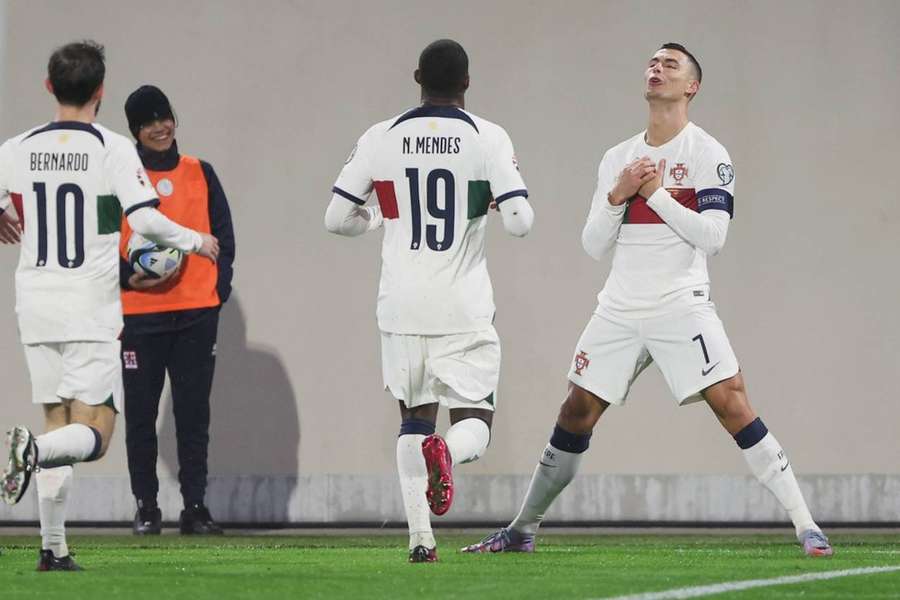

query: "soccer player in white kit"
(0, 41), (219, 570)
(325, 40), (534, 562)
(464, 43), (832, 558)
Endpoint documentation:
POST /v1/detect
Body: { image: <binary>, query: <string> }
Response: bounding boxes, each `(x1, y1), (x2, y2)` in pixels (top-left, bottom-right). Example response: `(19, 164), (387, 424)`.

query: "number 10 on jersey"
(33, 181), (86, 269)
(405, 168), (455, 252)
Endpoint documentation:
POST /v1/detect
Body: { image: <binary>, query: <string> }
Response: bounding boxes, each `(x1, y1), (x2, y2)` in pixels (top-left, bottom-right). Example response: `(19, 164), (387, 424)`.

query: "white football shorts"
(23, 341), (123, 413)
(381, 327), (500, 411)
(567, 302), (739, 405)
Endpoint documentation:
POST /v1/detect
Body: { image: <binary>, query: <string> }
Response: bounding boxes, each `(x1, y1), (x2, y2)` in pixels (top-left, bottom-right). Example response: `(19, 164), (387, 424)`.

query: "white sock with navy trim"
(396, 419), (436, 550)
(445, 418), (490, 465)
(736, 419), (818, 537)
(509, 425), (590, 536)
(36, 424), (100, 468)
(37, 466), (72, 558)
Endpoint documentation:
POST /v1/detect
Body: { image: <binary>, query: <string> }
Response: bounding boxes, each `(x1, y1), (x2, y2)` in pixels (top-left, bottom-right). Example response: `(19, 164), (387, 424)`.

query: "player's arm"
(496, 195), (533, 237)
(325, 196), (383, 236)
(0, 204), (17, 245)
(487, 128), (533, 237)
(325, 127), (382, 237)
(641, 150), (734, 256)
(0, 140), (22, 244)
(108, 140), (218, 261)
(581, 155), (653, 260)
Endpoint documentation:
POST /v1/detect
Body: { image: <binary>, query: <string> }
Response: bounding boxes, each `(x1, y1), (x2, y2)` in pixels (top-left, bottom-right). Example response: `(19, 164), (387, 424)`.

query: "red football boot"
(421, 434), (454, 516)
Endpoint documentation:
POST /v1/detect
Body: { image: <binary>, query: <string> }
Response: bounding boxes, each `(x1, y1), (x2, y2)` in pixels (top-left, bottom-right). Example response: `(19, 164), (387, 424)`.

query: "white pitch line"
(600, 565), (900, 600)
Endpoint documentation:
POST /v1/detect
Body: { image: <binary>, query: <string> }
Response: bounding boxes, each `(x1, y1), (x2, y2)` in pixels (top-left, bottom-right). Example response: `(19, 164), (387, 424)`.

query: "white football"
(127, 233), (183, 279)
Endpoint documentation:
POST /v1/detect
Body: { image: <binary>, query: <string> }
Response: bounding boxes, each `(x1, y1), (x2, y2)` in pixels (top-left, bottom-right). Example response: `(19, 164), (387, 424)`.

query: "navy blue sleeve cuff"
(124, 198), (161, 217)
(494, 189), (529, 205)
(332, 186), (367, 206)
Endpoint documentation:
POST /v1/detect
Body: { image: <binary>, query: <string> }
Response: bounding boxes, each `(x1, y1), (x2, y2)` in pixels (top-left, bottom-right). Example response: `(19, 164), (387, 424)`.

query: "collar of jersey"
(389, 104), (478, 133)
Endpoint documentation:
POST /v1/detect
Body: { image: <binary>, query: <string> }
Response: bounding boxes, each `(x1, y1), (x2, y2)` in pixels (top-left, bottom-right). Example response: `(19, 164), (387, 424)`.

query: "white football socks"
(396, 434), (435, 550)
(37, 466), (73, 558)
(445, 418), (490, 466)
(742, 432), (818, 537)
(36, 424), (99, 468)
(510, 443), (584, 536)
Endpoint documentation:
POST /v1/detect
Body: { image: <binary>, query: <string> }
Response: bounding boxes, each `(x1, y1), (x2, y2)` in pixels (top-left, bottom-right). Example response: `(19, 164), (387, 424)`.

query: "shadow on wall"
(158, 294), (301, 522)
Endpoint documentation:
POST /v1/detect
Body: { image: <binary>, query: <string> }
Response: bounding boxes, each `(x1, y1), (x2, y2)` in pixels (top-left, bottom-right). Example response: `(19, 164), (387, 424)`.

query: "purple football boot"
(800, 529), (833, 557)
(461, 527), (534, 553)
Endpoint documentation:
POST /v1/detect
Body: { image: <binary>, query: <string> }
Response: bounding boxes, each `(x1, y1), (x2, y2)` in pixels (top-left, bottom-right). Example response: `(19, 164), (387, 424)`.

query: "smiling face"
(644, 48), (700, 103)
(137, 117), (175, 152)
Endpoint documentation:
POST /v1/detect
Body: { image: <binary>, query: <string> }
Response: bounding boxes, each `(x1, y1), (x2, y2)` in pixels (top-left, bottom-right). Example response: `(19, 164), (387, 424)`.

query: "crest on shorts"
(123, 351), (138, 370)
(574, 350), (590, 376)
(669, 162), (688, 185)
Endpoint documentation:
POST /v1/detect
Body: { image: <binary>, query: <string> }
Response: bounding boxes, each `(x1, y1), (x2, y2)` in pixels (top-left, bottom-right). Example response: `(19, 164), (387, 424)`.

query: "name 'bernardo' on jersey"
(30, 152), (89, 172)
(402, 136), (462, 154)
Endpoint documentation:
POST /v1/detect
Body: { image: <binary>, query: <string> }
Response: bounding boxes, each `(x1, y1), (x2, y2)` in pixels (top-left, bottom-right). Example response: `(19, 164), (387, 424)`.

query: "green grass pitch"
(0, 532), (898, 599)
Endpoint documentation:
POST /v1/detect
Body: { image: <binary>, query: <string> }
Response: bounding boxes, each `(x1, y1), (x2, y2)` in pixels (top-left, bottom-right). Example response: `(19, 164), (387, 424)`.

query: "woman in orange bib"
(119, 86), (236, 535)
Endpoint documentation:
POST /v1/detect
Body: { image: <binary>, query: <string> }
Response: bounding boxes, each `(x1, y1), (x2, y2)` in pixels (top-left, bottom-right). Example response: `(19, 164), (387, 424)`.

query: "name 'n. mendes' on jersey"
(333, 105), (528, 335)
(0, 121), (159, 344)
(588, 122), (735, 318)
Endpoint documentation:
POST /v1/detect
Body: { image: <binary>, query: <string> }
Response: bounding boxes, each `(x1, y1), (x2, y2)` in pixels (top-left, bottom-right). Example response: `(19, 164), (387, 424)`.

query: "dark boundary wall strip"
(1, 520), (898, 529)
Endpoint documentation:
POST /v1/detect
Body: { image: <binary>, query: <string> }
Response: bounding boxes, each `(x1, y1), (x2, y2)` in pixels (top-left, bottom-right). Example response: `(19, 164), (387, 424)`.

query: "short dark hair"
(659, 42), (702, 83)
(418, 39), (468, 96)
(47, 40), (106, 106)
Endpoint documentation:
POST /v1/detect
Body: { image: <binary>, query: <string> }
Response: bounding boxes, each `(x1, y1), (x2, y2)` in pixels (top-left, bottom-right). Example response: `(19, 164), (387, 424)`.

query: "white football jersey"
(333, 105), (527, 335)
(0, 121), (159, 343)
(595, 122), (734, 317)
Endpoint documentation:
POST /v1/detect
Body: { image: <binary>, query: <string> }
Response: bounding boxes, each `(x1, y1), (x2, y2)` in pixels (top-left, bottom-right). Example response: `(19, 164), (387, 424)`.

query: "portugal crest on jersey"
(574, 350), (590, 375)
(669, 162), (688, 185)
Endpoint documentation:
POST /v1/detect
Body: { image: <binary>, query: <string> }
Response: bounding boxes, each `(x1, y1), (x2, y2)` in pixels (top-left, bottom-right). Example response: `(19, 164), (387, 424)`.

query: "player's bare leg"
(397, 401), (439, 562)
(4, 399), (116, 569)
(7, 399), (114, 479)
(703, 373), (832, 557)
(463, 384), (609, 553)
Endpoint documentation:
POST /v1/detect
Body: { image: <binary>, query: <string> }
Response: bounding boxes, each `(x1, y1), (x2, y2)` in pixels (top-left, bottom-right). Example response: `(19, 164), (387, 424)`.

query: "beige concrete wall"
(0, 0), (897, 505)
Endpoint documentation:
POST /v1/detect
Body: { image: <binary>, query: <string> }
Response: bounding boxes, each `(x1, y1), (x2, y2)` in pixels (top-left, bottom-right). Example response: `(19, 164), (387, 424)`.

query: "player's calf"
(445, 407), (492, 465)
(727, 413), (829, 554)
(396, 415), (438, 554)
(557, 383), (610, 434)
(34, 402), (115, 469)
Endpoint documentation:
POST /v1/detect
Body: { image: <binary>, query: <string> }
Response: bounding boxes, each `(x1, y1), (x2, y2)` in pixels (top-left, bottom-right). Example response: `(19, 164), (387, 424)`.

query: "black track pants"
(122, 310), (219, 507)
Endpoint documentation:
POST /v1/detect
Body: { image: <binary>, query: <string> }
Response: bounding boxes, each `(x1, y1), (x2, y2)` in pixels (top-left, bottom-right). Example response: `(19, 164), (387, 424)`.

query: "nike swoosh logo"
(539, 462), (557, 468)
(781, 461), (790, 472)
(701, 361), (721, 376)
